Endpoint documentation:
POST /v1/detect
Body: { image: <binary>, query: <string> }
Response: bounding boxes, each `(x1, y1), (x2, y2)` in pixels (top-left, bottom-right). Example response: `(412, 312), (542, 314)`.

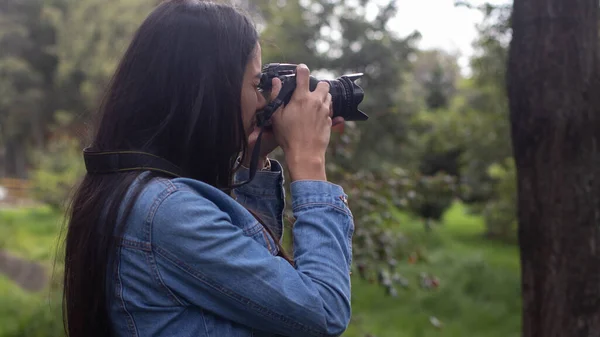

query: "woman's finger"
(332, 116), (345, 126)
(270, 77), (282, 100)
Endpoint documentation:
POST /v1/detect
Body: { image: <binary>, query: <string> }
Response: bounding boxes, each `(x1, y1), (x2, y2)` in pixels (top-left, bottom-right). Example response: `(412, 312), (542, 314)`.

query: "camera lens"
(259, 68), (368, 123)
(323, 75), (367, 121)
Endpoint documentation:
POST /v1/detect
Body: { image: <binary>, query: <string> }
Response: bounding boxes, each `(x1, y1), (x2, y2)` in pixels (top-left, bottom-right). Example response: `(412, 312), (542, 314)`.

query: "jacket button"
(340, 195), (348, 205)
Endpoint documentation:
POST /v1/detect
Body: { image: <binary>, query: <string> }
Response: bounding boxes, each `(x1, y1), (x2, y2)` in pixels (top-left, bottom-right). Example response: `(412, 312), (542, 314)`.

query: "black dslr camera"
(255, 63), (368, 127)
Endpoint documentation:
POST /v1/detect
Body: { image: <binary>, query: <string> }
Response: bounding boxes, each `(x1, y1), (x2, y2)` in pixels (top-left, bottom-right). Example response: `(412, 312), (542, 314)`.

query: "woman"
(62, 1), (354, 337)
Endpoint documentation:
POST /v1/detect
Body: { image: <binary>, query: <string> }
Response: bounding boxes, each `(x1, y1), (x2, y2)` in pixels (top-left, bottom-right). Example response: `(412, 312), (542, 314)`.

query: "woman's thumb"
(270, 77), (282, 101)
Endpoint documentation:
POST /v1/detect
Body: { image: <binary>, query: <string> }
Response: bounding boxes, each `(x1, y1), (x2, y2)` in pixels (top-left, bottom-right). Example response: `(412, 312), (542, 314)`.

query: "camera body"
(256, 63), (368, 126)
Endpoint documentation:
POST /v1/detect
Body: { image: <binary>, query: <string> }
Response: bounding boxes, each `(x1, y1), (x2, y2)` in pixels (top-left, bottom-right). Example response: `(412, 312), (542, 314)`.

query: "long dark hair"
(62, 1), (290, 336)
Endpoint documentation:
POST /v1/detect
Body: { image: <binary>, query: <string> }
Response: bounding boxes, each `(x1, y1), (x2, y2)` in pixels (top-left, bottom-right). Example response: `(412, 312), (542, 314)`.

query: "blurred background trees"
(5, 0), (593, 336)
(0, 0), (517, 240)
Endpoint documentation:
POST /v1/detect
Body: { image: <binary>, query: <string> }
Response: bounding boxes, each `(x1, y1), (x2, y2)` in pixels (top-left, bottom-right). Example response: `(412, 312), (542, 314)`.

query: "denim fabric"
(107, 159), (354, 337)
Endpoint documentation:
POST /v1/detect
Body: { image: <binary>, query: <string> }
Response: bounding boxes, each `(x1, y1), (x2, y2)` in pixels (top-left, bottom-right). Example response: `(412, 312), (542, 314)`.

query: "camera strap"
(238, 129), (265, 187)
(83, 148), (185, 178)
(83, 143), (265, 190)
(236, 79), (297, 185)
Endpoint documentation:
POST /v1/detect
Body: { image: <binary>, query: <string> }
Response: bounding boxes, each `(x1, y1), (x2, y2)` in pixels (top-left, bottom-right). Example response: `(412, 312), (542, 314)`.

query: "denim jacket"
(107, 159), (354, 337)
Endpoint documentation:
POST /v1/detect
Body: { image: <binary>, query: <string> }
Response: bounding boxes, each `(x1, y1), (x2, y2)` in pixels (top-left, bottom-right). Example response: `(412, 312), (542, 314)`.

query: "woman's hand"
(271, 64), (340, 182)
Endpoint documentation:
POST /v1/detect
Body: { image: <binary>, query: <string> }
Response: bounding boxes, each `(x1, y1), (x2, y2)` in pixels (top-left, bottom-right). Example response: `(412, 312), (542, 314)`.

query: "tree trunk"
(507, 1), (600, 336)
(4, 137), (28, 179)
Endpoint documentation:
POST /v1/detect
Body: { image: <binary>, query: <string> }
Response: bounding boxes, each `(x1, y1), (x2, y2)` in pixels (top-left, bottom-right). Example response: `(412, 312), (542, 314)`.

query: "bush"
(481, 158), (517, 242)
(0, 259), (65, 337)
(0, 292), (65, 337)
(322, 163), (458, 296)
(30, 136), (85, 210)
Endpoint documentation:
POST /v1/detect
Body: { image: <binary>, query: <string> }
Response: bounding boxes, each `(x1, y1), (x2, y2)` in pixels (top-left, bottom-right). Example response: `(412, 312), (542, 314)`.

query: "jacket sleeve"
(232, 159), (286, 242)
(151, 180), (354, 337)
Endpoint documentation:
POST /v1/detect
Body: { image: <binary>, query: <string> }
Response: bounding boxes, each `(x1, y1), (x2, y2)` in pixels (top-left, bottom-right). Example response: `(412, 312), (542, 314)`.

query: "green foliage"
(30, 135), (85, 210)
(0, 207), (65, 337)
(424, 64), (449, 110)
(408, 81), (516, 240)
(256, 0), (420, 169)
(0, 0), (60, 177)
(478, 158), (517, 242)
(0, 279), (65, 337)
(0, 0), (154, 177)
(458, 4), (512, 202)
(322, 161), (458, 297)
(459, 4), (516, 240)
(0, 206), (63, 261)
(399, 3), (517, 241)
(344, 202), (521, 337)
(52, 0), (154, 111)
(0, 0), (524, 334)
(395, 49), (463, 224)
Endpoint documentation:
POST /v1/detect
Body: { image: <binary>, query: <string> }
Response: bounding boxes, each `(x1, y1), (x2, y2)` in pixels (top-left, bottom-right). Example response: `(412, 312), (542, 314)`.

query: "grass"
(343, 202), (522, 337)
(0, 206), (65, 337)
(0, 202), (522, 337)
(0, 205), (65, 261)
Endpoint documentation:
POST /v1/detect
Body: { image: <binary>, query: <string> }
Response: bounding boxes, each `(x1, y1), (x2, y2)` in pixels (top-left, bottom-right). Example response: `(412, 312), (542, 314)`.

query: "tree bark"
(507, 0), (600, 336)
(4, 137), (28, 179)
